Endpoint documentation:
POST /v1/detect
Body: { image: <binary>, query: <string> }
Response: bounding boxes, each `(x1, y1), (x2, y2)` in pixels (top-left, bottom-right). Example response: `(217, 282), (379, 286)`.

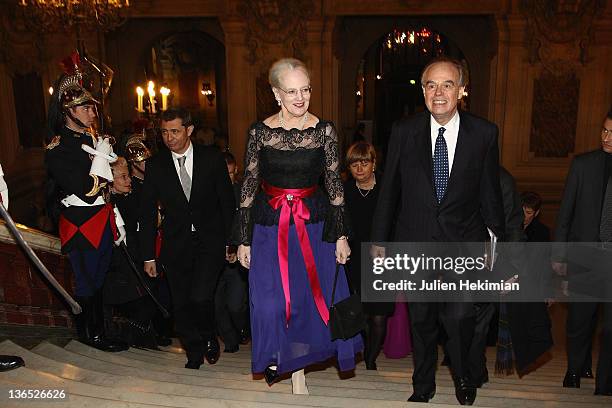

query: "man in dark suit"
(521, 192), (551, 242)
(140, 108), (235, 369)
(372, 57), (505, 405)
(553, 110), (612, 396)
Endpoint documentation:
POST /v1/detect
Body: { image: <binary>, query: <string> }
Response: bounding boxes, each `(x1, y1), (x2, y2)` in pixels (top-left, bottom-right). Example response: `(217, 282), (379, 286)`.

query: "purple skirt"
(249, 221), (363, 374)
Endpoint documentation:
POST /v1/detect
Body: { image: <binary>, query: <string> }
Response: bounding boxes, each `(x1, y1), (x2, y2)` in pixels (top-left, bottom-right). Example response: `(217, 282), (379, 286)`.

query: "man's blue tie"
(433, 127), (448, 203)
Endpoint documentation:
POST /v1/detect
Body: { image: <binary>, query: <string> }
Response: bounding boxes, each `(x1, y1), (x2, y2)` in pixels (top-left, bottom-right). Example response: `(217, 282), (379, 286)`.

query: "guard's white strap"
(61, 194), (105, 207)
(113, 206), (125, 228)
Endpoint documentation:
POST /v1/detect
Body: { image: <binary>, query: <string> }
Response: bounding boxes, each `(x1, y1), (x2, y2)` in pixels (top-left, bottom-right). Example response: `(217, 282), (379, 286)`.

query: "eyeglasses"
(422, 81), (457, 93)
(278, 86), (312, 98)
(602, 127), (612, 137)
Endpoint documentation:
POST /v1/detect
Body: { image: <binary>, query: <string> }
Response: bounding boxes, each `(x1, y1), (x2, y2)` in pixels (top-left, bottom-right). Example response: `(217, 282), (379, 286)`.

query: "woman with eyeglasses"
(233, 58), (362, 394)
(343, 142), (394, 370)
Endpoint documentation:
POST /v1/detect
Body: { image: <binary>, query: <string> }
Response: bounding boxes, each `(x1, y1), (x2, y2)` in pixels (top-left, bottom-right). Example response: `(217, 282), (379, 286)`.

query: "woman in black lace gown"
(233, 58), (362, 394)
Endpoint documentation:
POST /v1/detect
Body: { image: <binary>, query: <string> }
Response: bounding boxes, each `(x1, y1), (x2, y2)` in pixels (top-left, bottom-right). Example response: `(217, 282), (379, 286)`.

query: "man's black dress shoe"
(264, 366), (281, 386)
(184, 359), (203, 370)
(86, 335), (129, 352)
(204, 339), (220, 364)
(581, 368), (594, 379)
(594, 388), (612, 396)
(455, 378), (476, 405)
(407, 389), (435, 403)
(224, 344), (239, 353)
(0, 355), (25, 372)
(563, 372), (580, 388)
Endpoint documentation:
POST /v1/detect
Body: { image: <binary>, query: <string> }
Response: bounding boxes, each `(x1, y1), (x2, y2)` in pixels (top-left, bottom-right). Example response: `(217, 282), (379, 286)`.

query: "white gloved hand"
(0, 164), (8, 210)
(86, 137), (116, 181)
(113, 206), (127, 246)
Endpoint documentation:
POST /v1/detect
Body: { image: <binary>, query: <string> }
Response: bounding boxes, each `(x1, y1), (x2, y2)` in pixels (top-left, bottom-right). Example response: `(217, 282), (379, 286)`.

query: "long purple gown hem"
(249, 221), (363, 374)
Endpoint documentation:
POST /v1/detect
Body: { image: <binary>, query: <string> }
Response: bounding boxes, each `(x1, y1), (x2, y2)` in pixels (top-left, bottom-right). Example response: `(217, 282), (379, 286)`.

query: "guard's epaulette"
(46, 135), (61, 150)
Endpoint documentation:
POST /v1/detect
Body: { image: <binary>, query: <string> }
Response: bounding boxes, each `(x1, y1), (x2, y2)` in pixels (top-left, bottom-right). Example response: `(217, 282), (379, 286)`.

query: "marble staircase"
(0, 339), (610, 408)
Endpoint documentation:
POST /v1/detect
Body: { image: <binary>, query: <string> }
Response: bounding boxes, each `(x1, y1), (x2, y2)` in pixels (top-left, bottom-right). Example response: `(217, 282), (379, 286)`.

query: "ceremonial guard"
(45, 52), (127, 352)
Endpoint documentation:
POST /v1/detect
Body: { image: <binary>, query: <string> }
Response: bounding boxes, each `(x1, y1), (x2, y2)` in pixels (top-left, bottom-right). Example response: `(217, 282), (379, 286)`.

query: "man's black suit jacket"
(554, 149), (608, 261)
(139, 143), (235, 265)
(372, 111), (505, 243)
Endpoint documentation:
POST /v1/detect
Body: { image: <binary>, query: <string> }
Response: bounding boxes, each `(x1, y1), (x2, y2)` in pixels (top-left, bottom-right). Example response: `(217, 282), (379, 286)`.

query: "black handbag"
(329, 263), (366, 341)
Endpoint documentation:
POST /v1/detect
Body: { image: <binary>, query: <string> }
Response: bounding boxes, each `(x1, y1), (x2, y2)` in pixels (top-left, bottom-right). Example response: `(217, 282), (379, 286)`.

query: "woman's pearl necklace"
(279, 110), (308, 130)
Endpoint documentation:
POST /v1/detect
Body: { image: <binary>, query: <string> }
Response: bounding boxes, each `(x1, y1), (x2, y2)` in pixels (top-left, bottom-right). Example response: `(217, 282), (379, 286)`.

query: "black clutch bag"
(329, 263), (366, 341)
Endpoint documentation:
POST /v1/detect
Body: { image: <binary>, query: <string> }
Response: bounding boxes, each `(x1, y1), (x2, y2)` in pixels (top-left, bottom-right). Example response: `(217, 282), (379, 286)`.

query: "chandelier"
(18, 1), (130, 33)
(384, 28), (444, 55)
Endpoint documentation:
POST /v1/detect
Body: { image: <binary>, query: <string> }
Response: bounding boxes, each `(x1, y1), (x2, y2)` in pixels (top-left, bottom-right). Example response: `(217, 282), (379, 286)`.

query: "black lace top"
(231, 120), (350, 245)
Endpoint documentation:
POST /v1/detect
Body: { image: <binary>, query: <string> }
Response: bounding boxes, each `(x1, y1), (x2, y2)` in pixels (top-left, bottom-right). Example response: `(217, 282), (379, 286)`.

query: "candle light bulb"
(136, 86), (145, 112)
(160, 87), (170, 111)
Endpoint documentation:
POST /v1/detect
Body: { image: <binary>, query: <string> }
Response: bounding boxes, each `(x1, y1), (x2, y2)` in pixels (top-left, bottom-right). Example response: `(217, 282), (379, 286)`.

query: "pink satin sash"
(261, 181), (329, 327)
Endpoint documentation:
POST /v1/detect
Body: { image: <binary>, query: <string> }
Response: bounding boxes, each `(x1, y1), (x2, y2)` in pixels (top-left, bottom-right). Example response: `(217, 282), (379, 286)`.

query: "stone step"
(0, 366), (297, 408)
(2, 338), (610, 408)
(119, 344), (588, 390)
(0, 386), (161, 408)
(67, 342), (594, 395)
(43, 341), (612, 406)
(0, 344), (474, 407)
(129, 345), (574, 383)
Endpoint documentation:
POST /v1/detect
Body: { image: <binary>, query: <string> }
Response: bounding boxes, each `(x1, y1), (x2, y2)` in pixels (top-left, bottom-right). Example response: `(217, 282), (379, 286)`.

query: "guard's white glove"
(85, 137), (116, 182)
(113, 206), (127, 246)
(0, 164), (8, 210)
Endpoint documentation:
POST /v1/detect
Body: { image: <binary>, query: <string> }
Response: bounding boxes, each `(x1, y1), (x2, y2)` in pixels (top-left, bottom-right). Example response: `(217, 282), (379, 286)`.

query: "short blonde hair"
(346, 141), (377, 165)
(111, 156), (129, 174)
(268, 58), (310, 88)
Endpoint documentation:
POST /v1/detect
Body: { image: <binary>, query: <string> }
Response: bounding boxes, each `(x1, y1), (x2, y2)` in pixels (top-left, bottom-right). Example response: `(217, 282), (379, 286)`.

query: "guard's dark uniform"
(46, 126), (116, 296)
(45, 50), (126, 352)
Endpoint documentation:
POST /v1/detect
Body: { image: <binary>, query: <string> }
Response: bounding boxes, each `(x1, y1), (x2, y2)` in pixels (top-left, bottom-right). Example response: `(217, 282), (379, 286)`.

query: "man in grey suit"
(553, 110), (612, 396)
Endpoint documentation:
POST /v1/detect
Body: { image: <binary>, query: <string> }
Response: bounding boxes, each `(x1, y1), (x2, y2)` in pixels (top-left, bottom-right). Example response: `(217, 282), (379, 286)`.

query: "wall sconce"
(201, 81), (215, 106)
(356, 90), (362, 105)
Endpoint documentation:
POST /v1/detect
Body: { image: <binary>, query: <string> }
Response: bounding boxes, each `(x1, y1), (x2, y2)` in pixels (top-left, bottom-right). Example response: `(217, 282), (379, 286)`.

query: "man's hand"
(335, 238), (351, 264)
(370, 244), (386, 260)
(144, 260), (158, 277)
(237, 245), (251, 269)
(551, 261), (567, 277)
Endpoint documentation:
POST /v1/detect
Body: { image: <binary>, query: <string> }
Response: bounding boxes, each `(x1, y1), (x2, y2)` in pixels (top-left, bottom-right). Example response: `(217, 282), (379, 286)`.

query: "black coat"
(372, 110), (505, 243)
(139, 143), (235, 266)
(104, 178), (149, 305)
(498, 168), (552, 373)
(554, 149), (609, 255)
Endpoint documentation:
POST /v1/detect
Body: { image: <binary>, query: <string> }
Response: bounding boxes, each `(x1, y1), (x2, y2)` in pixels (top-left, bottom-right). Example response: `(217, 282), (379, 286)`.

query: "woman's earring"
(276, 99), (281, 106)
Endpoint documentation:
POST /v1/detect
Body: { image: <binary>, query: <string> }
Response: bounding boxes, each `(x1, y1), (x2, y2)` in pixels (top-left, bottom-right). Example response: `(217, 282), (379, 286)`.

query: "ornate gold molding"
(522, 0), (605, 74)
(237, 0), (314, 65)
